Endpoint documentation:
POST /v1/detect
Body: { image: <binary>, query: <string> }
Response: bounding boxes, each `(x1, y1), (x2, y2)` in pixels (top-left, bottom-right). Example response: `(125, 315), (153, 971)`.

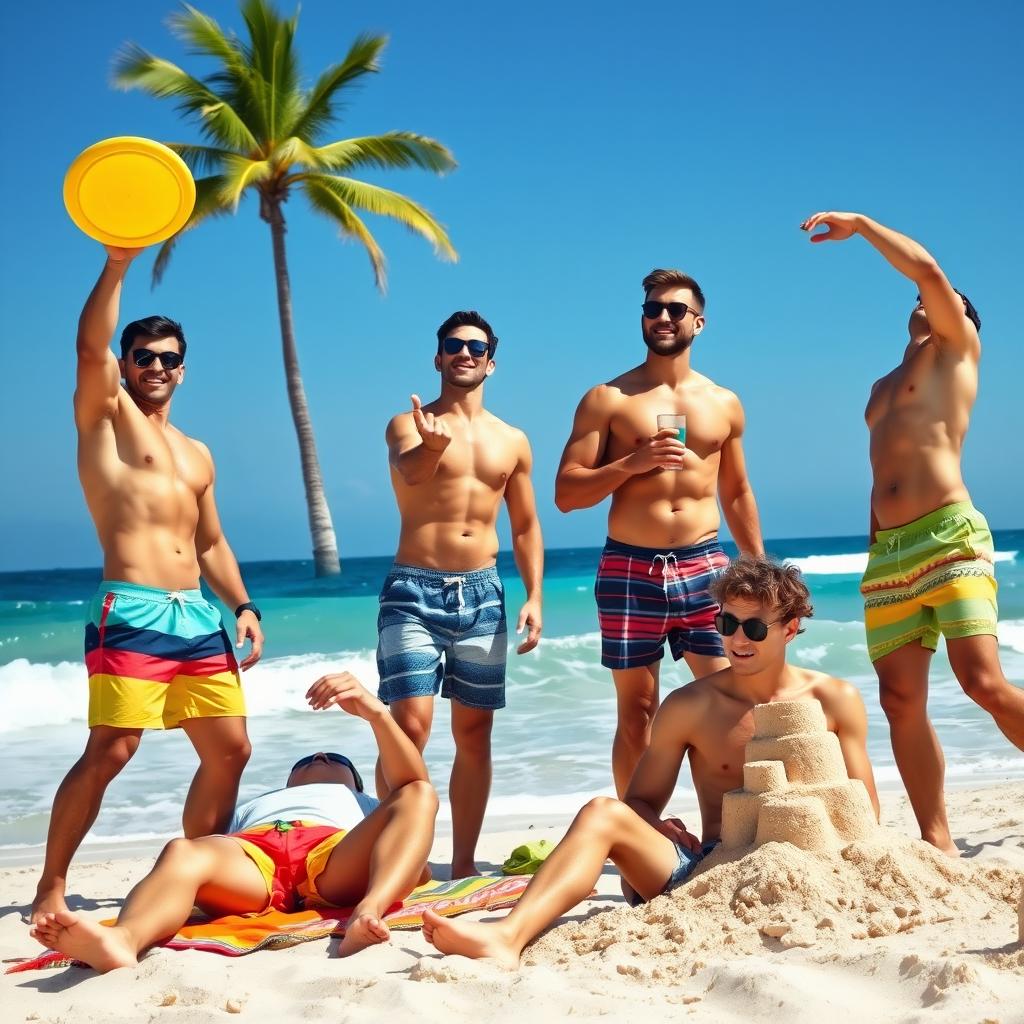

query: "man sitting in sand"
(30, 672), (437, 968)
(422, 557), (879, 967)
(801, 210), (1024, 854)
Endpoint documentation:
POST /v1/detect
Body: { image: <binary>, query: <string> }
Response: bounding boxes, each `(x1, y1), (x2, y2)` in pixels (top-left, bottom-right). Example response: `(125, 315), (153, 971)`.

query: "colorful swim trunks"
(85, 580), (244, 729)
(860, 501), (998, 663)
(229, 820), (348, 912)
(595, 537), (729, 670)
(627, 839), (720, 907)
(376, 564), (508, 710)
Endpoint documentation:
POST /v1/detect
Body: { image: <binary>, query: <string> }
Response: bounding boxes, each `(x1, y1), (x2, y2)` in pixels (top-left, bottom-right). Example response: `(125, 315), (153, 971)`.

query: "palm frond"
(113, 43), (258, 151)
(302, 175), (387, 290)
(152, 175), (233, 285)
(165, 143), (236, 175)
(169, 4), (248, 72)
(303, 174), (457, 262)
(219, 154), (275, 208)
(308, 132), (456, 174)
(238, 0), (302, 141)
(287, 33), (386, 142)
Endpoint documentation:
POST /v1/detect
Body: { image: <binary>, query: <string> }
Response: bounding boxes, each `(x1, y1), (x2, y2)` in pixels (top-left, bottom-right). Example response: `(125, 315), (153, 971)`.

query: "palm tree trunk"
(265, 198), (341, 576)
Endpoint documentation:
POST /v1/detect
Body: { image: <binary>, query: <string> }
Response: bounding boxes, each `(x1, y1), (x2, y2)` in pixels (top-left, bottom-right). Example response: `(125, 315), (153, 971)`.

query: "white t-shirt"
(229, 783), (379, 833)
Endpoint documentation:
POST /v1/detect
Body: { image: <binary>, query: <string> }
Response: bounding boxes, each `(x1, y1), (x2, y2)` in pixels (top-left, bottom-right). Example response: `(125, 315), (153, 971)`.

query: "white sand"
(2, 783), (1022, 1023)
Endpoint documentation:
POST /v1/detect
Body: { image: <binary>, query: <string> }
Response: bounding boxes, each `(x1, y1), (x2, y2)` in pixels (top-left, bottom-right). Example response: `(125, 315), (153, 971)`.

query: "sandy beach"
(3, 781), (1021, 1023)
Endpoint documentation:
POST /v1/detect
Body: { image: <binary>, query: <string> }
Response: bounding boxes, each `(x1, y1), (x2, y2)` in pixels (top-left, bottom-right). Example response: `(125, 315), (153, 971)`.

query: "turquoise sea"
(1, 532), (1022, 853)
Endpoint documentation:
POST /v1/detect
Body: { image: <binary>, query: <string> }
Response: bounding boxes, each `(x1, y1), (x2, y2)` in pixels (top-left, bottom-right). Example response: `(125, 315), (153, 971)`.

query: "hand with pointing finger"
(411, 394), (452, 453)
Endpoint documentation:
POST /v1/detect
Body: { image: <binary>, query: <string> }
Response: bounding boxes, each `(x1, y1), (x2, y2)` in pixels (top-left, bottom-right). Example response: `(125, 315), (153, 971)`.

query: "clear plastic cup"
(656, 414), (686, 471)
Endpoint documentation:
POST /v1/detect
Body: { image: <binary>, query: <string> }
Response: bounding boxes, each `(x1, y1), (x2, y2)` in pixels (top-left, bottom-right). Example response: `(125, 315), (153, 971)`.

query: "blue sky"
(1, 0), (1021, 571)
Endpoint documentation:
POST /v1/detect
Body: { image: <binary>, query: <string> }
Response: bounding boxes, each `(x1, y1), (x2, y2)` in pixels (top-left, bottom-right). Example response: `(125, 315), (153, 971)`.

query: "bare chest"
(436, 428), (516, 492)
(106, 416), (210, 500)
(691, 711), (755, 785)
(609, 394), (730, 456)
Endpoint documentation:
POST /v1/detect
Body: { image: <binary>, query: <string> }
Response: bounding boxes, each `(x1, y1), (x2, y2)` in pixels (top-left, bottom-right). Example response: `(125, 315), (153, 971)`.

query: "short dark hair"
(710, 555), (814, 634)
(436, 310), (498, 357)
(915, 290), (981, 333)
(642, 269), (706, 312)
(119, 316), (187, 360)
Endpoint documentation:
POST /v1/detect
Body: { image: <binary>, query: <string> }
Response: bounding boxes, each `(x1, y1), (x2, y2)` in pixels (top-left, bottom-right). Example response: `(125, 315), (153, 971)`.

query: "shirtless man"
(378, 310), (543, 876)
(555, 269), (764, 794)
(32, 246), (264, 923)
(802, 211), (1024, 854)
(422, 556), (879, 966)
(30, 672), (437, 966)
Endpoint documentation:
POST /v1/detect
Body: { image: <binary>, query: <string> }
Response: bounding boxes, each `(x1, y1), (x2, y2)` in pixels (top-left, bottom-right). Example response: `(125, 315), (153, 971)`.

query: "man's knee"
(157, 837), (209, 874)
(81, 733), (140, 782)
(392, 708), (431, 750)
(394, 779), (439, 816)
(452, 710), (493, 758)
(616, 703), (655, 744)
(199, 734), (252, 769)
(956, 666), (1011, 714)
(574, 796), (629, 835)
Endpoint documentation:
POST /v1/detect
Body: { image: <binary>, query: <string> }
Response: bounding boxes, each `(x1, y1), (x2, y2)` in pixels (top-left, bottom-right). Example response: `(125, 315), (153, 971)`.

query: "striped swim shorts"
(860, 501), (998, 663)
(595, 537), (729, 670)
(376, 564), (508, 710)
(85, 580), (244, 729)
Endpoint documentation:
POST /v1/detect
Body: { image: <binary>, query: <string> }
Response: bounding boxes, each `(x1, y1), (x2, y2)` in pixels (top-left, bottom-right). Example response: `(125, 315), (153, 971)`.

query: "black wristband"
(235, 601), (262, 622)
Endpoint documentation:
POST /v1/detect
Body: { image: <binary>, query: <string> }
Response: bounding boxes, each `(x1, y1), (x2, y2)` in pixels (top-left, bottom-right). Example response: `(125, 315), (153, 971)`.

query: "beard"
(124, 378), (174, 409)
(442, 365), (487, 390)
(642, 324), (693, 357)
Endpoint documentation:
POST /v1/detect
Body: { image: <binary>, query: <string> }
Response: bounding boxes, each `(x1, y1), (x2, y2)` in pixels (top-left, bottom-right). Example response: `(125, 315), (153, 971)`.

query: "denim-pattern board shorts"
(376, 564), (508, 710)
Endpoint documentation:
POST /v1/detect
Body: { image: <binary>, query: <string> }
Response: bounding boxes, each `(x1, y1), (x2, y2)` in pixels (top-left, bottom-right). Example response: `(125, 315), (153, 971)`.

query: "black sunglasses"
(289, 751), (364, 791)
(714, 612), (782, 642)
(641, 301), (700, 321)
(132, 349), (184, 370)
(442, 336), (491, 358)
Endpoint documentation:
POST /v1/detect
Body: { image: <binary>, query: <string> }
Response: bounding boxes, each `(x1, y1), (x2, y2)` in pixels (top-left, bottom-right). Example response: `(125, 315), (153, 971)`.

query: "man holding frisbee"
(31, 245), (264, 923)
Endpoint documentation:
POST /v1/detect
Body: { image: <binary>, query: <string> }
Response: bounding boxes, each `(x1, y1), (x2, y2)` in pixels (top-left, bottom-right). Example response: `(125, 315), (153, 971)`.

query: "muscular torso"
(678, 669), (847, 841)
(602, 370), (734, 548)
(391, 410), (522, 572)
(865, 339), (976, 531)
(78, 391), (210, 589)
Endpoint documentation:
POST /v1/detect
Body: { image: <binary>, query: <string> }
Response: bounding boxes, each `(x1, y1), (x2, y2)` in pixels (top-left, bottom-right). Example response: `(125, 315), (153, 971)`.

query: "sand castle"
(720, 699), (877, 853)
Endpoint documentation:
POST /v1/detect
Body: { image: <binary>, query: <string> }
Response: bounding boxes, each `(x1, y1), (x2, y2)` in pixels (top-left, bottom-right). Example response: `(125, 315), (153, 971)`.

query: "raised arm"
(387, 395), (451, 486)
(801, 211), (978, 356)
(193, 442), (263, 669)
(306, 671), (429, 791)
(554, 385), (682, 512)
(504, 432), (544, 654)
(717, 392), (764, 557)
(623, 689), (702, 851)
(74, 247), (143, 429)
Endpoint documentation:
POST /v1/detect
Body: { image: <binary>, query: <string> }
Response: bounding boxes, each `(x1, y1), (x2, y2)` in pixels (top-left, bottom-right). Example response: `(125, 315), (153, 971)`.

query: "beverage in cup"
(656, 414), (686, 471)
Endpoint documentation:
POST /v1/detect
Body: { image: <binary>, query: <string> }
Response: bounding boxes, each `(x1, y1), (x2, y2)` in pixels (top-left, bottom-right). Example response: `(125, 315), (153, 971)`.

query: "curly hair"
(710, 555), (814, 631)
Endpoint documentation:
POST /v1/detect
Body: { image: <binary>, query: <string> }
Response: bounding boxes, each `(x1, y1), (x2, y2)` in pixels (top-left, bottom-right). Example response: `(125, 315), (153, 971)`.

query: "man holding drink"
(555, 269), (764, 794)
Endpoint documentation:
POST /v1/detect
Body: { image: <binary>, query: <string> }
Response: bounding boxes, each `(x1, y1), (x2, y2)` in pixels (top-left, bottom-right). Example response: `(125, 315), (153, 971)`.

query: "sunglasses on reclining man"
(289, 752), (364, 792)
(714, 612), (782, 642)
(131, 349), (184, 370)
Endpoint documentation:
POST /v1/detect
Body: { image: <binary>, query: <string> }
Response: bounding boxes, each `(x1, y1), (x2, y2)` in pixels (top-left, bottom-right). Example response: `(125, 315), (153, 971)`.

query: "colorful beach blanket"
(6, 875), (529, 973)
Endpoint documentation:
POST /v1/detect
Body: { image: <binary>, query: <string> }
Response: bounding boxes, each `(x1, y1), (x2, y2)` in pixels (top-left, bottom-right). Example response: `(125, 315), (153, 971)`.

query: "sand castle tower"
(720, 700), (877, 853)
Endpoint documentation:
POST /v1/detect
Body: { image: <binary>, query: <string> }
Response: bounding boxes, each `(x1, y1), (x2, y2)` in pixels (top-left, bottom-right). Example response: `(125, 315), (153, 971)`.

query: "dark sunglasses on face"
(714, 611), (782, 642)
(442, 336), (491, 358)
(132, 349), (184, 370)
(641, 301), (700, 321)
(289, 751), (364, 791)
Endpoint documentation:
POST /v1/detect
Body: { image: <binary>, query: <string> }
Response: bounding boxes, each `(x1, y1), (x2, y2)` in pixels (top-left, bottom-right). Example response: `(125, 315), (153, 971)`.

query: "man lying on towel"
(30, 672), (438, 968)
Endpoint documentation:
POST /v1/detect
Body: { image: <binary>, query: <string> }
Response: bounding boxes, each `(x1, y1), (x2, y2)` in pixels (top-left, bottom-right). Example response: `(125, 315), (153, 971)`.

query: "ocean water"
(1, 532), (1023, 853)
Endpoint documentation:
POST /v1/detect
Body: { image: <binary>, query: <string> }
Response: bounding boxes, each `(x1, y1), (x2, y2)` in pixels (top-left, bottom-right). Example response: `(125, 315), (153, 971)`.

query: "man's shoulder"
(661, 671), (723, 714)
(803, 668), (863, 709)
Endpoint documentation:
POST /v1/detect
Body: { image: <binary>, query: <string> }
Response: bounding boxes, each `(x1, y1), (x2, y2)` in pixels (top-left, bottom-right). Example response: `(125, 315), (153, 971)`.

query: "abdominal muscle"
(608, 470), (721, 550)
(395, 520), (500, 572)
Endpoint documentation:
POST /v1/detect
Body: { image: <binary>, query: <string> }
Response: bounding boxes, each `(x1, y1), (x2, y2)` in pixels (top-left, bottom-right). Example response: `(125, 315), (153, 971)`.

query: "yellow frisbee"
(63, 137), (196, 247)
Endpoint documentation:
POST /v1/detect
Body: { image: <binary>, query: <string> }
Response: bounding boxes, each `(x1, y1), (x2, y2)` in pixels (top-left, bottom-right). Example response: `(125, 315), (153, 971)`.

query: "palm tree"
(115, 0), (457, 576)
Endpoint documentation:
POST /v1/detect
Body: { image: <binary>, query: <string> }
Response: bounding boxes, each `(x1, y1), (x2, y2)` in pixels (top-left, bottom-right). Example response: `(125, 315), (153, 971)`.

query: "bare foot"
(338, 911), (390, 957)
(450, 860), (481, 879)
(28, 883), (68, 926)
(421, 908), (519, 969)
(29, 911), (137, 973)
